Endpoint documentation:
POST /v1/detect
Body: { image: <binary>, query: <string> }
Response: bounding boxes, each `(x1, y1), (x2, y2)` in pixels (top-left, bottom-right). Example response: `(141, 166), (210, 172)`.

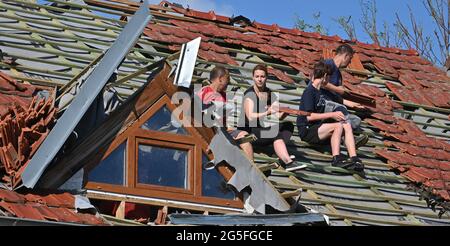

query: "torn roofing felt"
(0, 0), (449, 225)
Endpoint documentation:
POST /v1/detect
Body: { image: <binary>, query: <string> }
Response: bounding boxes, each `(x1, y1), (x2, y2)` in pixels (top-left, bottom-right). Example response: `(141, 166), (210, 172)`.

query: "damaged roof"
(0, 0), (448, 225)
(0, 71), (56, 188)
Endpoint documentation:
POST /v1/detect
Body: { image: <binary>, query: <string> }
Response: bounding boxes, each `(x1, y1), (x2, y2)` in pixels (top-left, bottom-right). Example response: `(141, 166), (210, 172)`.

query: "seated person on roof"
(296, 60), (364, 172)
(321, 44), (368, 148)
(196, 65), (254, 160)
(237, 64), (303, 171)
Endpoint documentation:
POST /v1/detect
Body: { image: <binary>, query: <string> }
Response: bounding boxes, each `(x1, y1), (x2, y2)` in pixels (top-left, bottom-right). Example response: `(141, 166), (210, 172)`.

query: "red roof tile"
(398, 72), (423, 89)
(422, 88), (450, 108)
(184, 9), (230, 23)
(370, 113), (396, 123)
(0, 189), (108, 225)
(0, 189), (26, 203)
(372, 57), (399, 78)
(384, 141), (450, 161)
(386, 82), (434, 107)
(0, 82), (56, 188)
(267, 67), (294, 84)
(396, 118), (426, 137)
(366, 119), (404, 134)
(252, 21), (281, 32)
(0, 202), (46, 220)
(33, 205), (60, 221)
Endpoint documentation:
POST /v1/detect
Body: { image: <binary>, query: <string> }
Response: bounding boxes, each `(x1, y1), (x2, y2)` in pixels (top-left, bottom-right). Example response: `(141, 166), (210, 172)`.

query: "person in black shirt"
(297, 61), (364, 172)
(321, 44), (369, 148)
(238, 65), (305, 171)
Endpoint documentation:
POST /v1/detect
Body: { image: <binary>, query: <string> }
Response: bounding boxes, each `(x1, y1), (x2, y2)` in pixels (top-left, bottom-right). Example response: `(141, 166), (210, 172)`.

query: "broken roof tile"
(289, 62), (311, 77)
(348, 53), (365, 71)
(370, 113), (396, 123)
(252, 21), (280, 32)
(245, 26), (274, 36)
(386, 82), (434, 107)
(372, 57), (399, 78)
(366, 118), (404, 134)
(184, 9), (230, 23)
(267, 67), (294, 84)
(49, 207), (83, 223)
(398, 72), (423, 89)
(0, 202), (46, 220)
(0, 189), (108, 225)
(257, 44), (293, 58)
(0, 189), (25, 203)
(422, 88), (450, 108)
(33, 205), (60, 222)
(395, 118), (426, 137)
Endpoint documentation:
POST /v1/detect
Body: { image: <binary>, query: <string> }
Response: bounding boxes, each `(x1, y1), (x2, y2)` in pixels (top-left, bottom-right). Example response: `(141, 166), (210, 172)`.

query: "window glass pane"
(202, 154), (236, 200)
(141, 106), (187, 135)
(88, 142), (126, 185)
(138, 144), (188, 189)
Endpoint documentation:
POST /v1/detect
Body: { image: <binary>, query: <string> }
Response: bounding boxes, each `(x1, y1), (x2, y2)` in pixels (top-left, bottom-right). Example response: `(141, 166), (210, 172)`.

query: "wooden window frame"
(86, 95), (243, 208)
(134, 138), (194, 194)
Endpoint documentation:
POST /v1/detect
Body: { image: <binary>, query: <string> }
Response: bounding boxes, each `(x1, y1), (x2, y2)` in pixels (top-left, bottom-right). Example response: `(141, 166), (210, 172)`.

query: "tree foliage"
(294, 12), (328, 35)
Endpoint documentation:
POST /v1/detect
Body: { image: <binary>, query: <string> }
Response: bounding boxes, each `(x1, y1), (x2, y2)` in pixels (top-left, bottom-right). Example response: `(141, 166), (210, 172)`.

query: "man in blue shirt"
(297, 61), (364, 173)
(321, 44), (368, 148)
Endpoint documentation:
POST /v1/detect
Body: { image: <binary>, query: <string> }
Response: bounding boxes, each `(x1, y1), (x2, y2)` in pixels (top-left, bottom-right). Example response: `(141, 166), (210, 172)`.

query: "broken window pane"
(141, 105), (188, 135)
(201, 154), (236, 200)
(88, 142), (126, 185)
(138, 144), (188, 189)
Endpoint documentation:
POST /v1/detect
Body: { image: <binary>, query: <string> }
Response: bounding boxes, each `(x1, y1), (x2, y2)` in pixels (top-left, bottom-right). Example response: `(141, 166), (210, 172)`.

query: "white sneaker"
(285, 163), (308, 172)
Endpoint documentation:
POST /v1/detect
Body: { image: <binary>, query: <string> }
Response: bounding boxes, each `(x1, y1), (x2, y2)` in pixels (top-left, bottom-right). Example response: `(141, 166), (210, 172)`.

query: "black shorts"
(242, 122), (294, 147)
(299, 124), (323, 144)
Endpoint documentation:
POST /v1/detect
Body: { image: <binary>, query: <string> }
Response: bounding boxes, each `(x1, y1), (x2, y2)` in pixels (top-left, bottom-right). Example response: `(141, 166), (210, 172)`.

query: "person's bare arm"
(244, 97), (273, 121)
(307, 111), (345, 122)
(343, 99), (366, 109)
(322, 83), (345, 95)
(325, 84), (365, 109)
(268, 101), (288, 120)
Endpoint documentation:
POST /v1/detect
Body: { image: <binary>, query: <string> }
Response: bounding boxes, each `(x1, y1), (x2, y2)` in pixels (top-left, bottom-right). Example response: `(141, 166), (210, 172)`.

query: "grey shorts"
(324, 100), (361, 130)
(228, 129), (244, 139)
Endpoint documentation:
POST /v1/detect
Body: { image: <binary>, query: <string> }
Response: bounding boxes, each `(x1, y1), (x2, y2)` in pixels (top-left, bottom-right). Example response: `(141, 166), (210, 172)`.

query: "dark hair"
(210, 65), (229, 81)
(252, 64), (268, 76)
(335, 44), (354, 55)
(313, 60), (332, 79)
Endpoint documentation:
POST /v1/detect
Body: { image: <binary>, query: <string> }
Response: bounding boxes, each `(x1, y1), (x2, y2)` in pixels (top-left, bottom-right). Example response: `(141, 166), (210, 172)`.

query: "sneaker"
(354, 133), (369, 149)
(278, 155), (296, 167)
(348, 156), (365, 172)
(331, 155), (355, 170)
(285, 162), (308, 172)
(280, 156), (307, 172)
